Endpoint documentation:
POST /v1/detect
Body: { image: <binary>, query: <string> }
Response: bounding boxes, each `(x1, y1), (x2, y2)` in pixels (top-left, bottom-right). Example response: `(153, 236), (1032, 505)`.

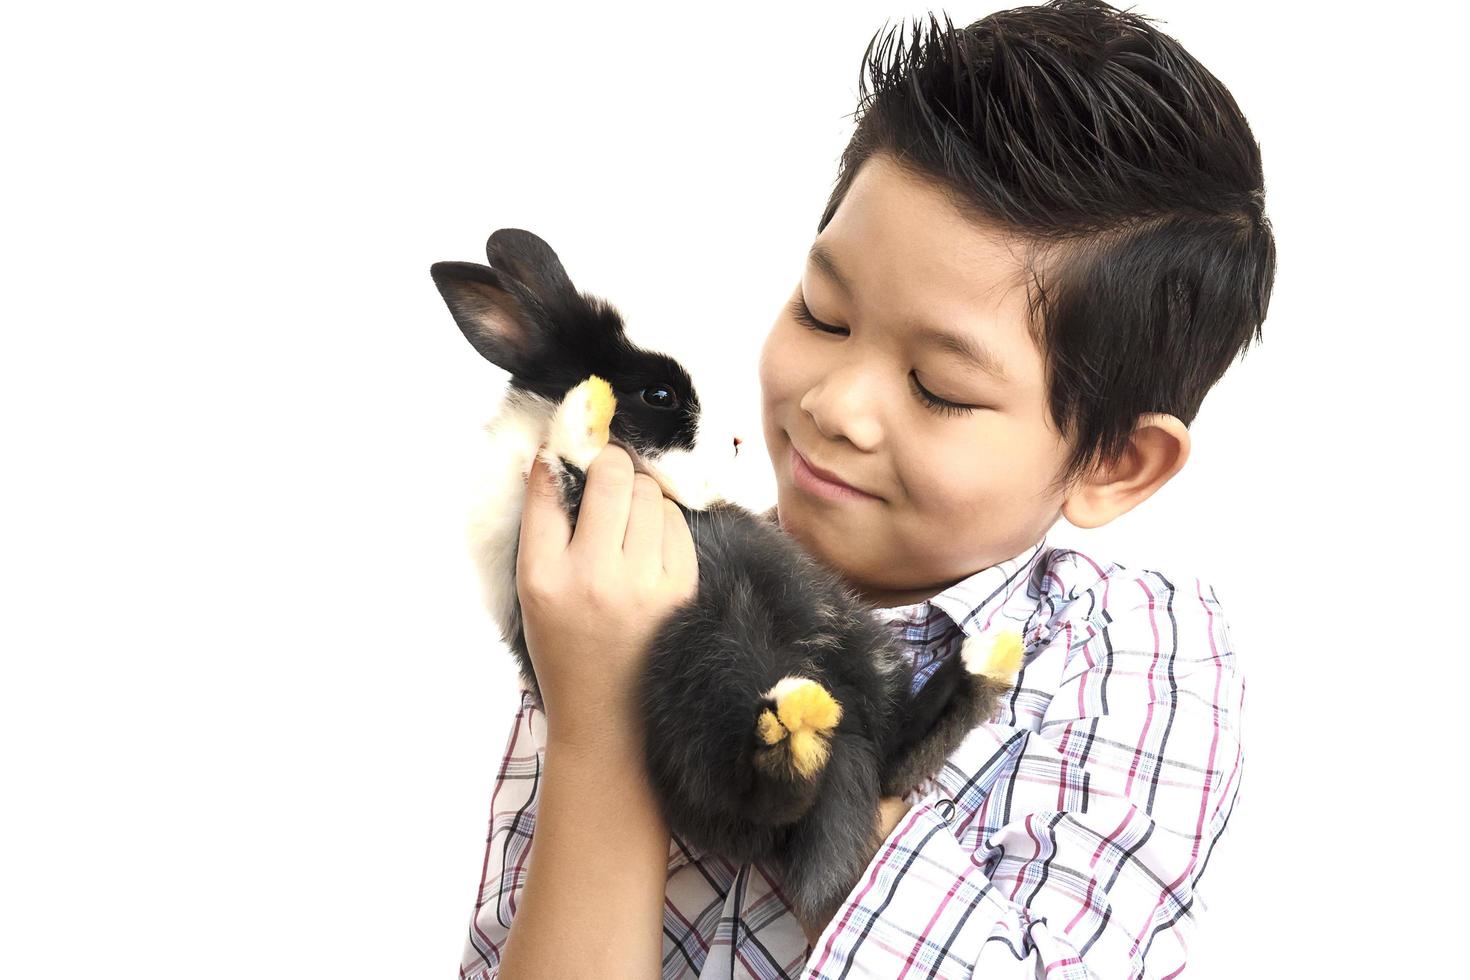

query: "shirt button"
(935, 798), (956, 823)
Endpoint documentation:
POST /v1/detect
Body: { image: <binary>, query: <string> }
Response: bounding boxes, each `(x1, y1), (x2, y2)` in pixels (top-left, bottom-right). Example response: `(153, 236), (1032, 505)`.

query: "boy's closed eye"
(786, 292), (993, 417)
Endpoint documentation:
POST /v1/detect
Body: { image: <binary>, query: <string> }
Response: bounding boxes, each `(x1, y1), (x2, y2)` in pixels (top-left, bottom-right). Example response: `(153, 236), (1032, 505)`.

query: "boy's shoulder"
(973, 541), (1244, 751)
(915, 535), (1228, 652)
(1037, 541), (1223, 603)
(1026, 541), (1232, 657)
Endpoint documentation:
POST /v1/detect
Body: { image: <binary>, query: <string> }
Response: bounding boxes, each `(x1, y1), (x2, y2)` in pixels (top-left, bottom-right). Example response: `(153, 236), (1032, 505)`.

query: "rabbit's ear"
(430, 260), (542, 374)
(484, 228), (576, 307)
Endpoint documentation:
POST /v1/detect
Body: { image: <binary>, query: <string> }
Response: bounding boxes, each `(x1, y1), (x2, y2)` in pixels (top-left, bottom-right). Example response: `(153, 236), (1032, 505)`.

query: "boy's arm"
(800, 575), (1244, 980)
(459, 688), (671, 980)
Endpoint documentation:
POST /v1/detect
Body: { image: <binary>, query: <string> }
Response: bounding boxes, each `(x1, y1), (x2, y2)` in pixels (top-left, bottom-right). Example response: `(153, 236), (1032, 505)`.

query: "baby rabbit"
(431, 228), (1023, 928)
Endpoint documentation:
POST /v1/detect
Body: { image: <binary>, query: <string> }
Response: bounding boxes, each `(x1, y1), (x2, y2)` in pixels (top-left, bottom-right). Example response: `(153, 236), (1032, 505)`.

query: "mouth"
(789, 443), (880, 503)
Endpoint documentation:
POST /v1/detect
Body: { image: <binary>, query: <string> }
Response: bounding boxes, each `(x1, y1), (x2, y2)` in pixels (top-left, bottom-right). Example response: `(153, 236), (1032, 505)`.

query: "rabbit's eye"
(641, 385), (679, 410)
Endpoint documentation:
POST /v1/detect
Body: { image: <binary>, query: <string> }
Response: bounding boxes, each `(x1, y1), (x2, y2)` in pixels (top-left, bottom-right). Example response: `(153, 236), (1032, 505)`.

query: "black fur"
(432, 228), (1015, 927)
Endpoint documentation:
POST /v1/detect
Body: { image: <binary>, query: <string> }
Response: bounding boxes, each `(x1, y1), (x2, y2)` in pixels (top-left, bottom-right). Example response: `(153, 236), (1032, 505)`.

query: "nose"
(799, 364), (882, 452)
(733, 436), (743, 456)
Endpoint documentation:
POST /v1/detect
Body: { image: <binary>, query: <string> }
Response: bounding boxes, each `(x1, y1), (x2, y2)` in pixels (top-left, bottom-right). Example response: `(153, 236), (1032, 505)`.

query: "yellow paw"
(755, 677), (843, 779)
(960, 629), (1024, 684)
(546, 375), (615, 469)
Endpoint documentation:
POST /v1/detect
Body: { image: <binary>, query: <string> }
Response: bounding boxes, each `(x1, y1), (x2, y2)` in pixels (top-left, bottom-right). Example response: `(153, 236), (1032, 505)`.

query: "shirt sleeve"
(458, 686), (546, 980)
(801, 574), (1244, 980)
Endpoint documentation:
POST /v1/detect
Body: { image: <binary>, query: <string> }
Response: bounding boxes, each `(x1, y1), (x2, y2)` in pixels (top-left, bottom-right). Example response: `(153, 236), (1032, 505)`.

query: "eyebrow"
(807, 242), (1013, 384)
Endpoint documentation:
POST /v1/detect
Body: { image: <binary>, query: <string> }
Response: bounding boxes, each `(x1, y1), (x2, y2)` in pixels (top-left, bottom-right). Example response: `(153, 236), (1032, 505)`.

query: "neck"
(851, 579), (949, 609)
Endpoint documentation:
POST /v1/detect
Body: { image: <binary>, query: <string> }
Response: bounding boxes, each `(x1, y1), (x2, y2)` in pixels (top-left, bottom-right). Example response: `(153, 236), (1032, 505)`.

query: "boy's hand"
(797, 795), (913, 948)
(517, 443), (700, 753)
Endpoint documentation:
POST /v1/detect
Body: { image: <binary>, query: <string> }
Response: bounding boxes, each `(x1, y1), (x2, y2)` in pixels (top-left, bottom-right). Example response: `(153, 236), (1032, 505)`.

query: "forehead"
(812, 154), (1044, 388)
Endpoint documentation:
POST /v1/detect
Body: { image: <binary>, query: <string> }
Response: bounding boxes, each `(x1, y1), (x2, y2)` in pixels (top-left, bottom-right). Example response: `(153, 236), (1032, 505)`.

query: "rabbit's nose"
(733, 436), (743, 455)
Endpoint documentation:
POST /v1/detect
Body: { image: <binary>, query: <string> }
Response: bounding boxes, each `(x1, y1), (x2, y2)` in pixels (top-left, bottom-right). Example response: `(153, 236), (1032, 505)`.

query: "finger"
(622, 473), (665, 572)
(569, 444), (636, 562)
(518, 449), (570, 573)
(661, 498), (698, 591)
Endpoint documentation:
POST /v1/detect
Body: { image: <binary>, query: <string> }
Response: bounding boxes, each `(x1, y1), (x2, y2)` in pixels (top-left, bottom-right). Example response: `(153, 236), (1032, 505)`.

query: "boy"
(461, 1), (1269, 976)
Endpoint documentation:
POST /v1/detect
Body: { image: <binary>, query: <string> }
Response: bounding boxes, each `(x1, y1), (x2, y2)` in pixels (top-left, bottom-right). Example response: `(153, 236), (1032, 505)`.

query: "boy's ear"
(1061, 413), (1191, 529)
(485, 228), (576, 309)
(429, 260), (541, 375)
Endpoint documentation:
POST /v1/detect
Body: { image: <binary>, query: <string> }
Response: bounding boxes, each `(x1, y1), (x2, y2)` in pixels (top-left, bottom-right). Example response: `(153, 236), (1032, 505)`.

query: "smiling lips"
(790, 444), (879, 502)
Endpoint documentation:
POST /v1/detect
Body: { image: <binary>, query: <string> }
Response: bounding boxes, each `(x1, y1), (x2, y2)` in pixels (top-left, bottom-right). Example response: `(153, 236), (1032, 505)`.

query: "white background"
(4, 1), (1465, 976)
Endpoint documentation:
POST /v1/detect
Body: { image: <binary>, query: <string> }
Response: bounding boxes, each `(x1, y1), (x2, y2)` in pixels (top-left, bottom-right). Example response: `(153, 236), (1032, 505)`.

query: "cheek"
(902, 451), (997, 520)
(757, 328), (787, 446)
(920, 473), (984, 520)
(758, 323), (802, 404)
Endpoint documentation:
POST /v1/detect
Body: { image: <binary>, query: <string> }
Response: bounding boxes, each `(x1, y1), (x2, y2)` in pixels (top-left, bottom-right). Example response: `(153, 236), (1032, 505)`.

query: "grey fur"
(431, 228), (1017, 926)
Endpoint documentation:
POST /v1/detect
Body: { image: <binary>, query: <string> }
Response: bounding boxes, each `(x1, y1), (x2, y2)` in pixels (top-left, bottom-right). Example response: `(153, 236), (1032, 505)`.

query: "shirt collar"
(872, 535), (1050, 639)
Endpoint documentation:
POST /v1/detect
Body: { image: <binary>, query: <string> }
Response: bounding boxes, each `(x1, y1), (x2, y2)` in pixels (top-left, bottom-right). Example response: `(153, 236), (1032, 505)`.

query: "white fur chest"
(464, 387), (557, 643)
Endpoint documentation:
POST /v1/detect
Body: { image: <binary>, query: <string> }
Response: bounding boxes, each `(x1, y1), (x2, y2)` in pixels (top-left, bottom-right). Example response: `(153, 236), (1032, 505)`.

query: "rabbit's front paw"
(754, 677), (843, 780)
(544, 375), (615, 471)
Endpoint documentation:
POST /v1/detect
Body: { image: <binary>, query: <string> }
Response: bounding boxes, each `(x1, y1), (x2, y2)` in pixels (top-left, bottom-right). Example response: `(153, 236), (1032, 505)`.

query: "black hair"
(818, 0), (1276, 497)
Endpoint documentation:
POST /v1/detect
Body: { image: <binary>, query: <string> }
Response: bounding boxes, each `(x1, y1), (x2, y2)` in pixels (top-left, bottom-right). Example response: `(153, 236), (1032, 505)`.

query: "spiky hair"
(820, 0), (1276, 495)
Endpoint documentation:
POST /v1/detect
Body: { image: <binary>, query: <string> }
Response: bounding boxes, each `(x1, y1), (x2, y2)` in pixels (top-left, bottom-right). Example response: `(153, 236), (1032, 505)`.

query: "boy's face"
(758, 152), (1074, 607)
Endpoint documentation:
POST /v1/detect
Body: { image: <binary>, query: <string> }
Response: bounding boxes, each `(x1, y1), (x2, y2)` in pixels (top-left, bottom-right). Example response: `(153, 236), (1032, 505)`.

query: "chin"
(776, 486), (860, 573)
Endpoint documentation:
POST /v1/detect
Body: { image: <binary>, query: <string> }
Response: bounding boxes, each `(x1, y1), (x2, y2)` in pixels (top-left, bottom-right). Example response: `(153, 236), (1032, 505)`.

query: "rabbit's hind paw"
(544, 375), (615, 471)
(754, 677), (842, 780)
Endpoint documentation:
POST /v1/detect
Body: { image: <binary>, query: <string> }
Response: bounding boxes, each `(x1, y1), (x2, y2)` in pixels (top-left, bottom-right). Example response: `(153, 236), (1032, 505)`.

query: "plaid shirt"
(459, 532), (1244, 979)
